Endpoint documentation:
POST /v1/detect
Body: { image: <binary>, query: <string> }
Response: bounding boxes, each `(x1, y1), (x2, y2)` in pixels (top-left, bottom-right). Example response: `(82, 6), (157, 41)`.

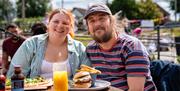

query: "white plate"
(69, 80), (111, 91)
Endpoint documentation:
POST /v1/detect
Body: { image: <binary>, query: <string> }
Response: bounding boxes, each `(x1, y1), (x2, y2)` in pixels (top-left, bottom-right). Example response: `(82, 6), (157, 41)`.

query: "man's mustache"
(93, 26), (105, 32)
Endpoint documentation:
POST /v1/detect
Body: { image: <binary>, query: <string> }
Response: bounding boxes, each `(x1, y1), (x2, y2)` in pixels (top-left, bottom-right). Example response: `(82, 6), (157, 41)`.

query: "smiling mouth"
(95, 29), (104, 34)
(55, 29), (65, 33)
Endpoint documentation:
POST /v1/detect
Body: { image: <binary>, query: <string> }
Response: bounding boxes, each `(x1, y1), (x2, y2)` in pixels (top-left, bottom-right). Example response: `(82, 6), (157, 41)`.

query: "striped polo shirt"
(86, 34), (157, 91)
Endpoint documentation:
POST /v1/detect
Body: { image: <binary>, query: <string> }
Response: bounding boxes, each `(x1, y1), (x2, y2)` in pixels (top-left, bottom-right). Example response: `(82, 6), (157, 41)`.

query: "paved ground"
(140, 32), (178, 63)
(153, 48), (177, 63)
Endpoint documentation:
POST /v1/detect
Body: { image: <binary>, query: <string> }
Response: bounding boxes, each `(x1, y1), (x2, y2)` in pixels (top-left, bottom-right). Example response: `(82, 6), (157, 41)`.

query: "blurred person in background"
(132, 27), (142, 37)
(2, 24), (26, 75)
(115, 11), (130, 34)
(31, 22), (47, 36)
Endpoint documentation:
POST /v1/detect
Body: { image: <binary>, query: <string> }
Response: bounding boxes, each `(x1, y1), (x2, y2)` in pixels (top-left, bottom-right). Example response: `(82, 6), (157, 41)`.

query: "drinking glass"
(53, 71), (68, 91)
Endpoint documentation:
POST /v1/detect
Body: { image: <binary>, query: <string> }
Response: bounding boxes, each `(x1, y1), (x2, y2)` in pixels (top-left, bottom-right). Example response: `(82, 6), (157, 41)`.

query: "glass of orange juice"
(53, 71), (68, 91)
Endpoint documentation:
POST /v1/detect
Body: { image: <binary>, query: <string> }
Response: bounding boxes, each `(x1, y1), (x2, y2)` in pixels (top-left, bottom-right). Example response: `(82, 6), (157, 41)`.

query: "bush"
(0, 17), (44, 32)
(14, 17), (43, 24)
(177, 56), (180, 63)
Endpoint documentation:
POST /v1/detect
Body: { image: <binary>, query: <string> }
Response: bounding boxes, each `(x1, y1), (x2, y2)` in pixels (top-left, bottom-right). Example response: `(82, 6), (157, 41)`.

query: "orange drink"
(53, 71), (68, 91)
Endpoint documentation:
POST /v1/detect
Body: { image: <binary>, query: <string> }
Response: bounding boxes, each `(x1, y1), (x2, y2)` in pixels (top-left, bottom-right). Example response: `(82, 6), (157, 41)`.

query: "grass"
(74, 35), (92, 46)
(172, 28), (180, 37)
(141, 27), (180, 35)
(177, 56), (180, 63)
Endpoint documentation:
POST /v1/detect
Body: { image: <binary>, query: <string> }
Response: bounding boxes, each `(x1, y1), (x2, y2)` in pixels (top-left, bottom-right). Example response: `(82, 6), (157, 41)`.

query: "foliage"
(177, 56), (180, 63)
(14, 17), (44, 32)
(0, 0), (16, 22)
(0, 17), (44, 33)
(16, 0), (51, 18)
(172, 28), (180, 37)
(137, 0), (163, 19)
(109, 0), (139, 19)
(14, 17), (43, 24)
(109, 0), (163, 20)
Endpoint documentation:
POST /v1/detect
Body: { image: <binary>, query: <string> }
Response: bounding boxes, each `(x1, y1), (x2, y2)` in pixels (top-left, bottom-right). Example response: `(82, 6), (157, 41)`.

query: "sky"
(51, 0), (109, 9)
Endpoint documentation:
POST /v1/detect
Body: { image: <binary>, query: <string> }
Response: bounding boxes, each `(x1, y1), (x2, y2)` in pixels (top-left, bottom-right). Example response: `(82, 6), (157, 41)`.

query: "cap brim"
(84, 11), (111, 19)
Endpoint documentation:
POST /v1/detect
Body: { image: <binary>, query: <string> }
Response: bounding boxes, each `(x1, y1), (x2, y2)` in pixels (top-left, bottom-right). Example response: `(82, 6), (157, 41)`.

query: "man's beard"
(12, 36), (19, 41)
(91, 29), (113, 43)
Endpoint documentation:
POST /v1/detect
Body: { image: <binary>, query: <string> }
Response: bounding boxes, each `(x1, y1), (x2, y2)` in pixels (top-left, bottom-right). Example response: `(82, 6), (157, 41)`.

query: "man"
(85, 4), (156, 91)
(2, 24), (25, 74)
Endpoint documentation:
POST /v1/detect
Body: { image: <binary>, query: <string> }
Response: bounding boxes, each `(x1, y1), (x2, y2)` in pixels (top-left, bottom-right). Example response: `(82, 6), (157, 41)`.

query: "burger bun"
(73, 81), (92, 88)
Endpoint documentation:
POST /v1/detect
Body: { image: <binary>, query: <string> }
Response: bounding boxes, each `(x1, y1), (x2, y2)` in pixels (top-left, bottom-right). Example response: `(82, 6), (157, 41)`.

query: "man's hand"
(127, 77), (145, 91)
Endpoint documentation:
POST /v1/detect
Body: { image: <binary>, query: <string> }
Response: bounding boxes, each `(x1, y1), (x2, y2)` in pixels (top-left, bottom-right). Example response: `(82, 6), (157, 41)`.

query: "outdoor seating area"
(0, 0), (180, 91)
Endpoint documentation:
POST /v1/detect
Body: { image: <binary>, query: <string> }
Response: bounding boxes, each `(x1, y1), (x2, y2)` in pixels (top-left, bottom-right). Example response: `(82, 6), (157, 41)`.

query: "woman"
(7, 9), (91, 79)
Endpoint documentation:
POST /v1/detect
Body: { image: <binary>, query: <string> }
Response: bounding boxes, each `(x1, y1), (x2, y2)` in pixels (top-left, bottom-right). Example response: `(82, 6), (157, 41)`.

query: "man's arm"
(127, 77), (145, 91)
(2, 51), (9, 74)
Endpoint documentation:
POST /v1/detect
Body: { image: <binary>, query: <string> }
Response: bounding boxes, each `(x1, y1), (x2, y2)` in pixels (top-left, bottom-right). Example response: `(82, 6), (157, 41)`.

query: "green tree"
(16, 0), (51, 18)
(110, 0), (163, 20)
(137, 0), (163, 19)
(109, 0), (139, 19)
(0, 0), (15, 22)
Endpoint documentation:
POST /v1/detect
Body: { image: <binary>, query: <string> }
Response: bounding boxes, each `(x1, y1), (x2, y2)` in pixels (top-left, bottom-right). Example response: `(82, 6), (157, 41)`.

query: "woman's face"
(121, 18), (129, 28)
(48, 13), (71, 37)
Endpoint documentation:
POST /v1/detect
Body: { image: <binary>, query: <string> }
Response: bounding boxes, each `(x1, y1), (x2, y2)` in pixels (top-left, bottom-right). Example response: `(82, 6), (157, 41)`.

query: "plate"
(25, 80), (53, 90)
(6, 79), (53, 91)
(69, 80), (111, 91)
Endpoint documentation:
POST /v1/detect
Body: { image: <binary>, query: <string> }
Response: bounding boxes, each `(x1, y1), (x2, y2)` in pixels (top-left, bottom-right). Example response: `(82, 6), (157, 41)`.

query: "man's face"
(87, 12), (113, 43)
(7, 27), (20, 39)
(8, 27), (18, 34)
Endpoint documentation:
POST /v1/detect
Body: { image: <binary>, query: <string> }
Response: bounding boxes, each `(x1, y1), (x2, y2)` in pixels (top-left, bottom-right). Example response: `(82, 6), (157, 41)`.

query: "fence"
(139, 24), (180, 62)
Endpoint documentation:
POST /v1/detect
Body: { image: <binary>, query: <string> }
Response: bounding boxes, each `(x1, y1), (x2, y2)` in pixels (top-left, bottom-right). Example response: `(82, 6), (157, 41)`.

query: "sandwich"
(73, 71), (92, 88)
(72, 65), (101, 88)
(77, 65), (101, 74)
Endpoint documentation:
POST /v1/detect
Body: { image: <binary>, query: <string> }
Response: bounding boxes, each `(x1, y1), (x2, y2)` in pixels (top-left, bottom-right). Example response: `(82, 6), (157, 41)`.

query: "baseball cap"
(84, 4), (112, 19)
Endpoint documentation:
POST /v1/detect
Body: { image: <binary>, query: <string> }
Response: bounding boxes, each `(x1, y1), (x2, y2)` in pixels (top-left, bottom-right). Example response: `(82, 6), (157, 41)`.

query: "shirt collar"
(38, 33), (76, 53)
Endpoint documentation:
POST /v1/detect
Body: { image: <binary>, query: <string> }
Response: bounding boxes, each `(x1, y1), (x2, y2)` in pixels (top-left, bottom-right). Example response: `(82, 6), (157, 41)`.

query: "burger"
(73, 71), (92, 88)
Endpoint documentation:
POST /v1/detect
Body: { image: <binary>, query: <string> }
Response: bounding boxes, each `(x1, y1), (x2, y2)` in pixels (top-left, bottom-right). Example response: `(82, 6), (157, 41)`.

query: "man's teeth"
(56, 30), (64, 33)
